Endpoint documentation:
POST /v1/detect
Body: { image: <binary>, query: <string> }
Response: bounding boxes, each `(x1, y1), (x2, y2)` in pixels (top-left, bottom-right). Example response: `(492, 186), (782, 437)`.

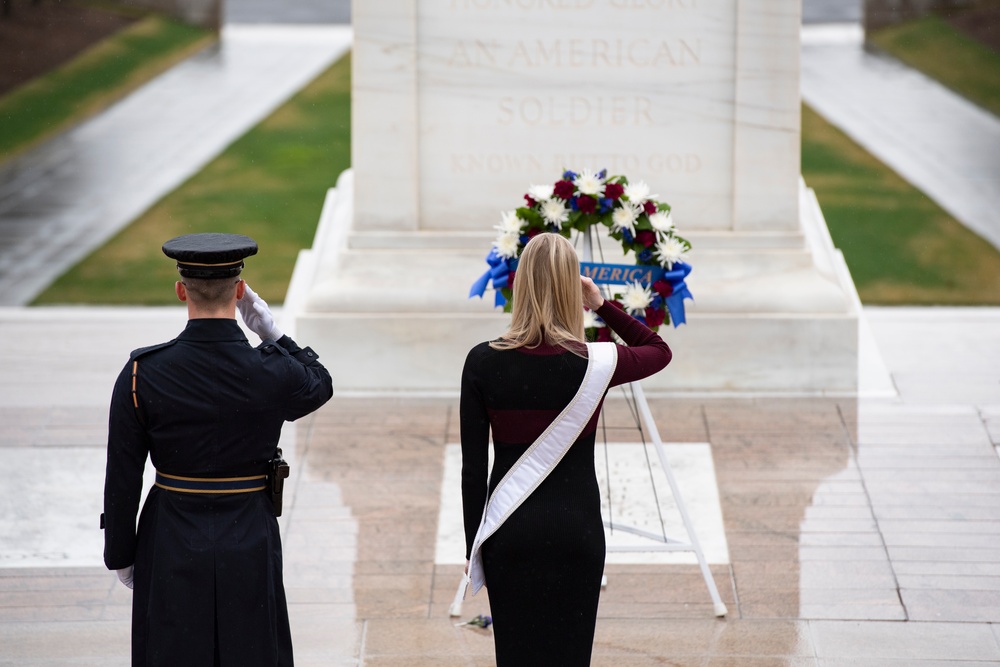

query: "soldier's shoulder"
(257, 339), (291, 357)
(129, 340), (178, 361)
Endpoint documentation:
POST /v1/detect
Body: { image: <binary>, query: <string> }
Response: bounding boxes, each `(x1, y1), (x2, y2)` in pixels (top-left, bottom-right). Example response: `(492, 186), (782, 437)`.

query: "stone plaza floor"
(0, 306), (999, 665)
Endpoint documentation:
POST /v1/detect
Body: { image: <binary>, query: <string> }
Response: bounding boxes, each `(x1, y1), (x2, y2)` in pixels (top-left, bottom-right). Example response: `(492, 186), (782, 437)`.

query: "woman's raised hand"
(580, 276), (604, 311)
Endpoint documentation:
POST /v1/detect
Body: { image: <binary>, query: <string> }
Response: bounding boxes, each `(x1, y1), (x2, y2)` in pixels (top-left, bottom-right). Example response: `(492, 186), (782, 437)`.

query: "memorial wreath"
(469, 168), (693, 336)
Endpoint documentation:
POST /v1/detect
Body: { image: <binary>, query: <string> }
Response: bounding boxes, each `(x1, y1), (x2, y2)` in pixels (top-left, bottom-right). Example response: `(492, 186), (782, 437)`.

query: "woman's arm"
(459, 347), (491, 560)
(596, 301), (673, 386)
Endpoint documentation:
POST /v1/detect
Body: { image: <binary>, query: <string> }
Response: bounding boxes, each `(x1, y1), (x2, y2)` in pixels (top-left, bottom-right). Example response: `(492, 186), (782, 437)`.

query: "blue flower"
(548, 224), (560, 233)
(650, 294), (663, 309)
(519, 234), (530, 245)
(638, 248), (653, 263)
(597, 168), (607, 180)
(622, 229), (634, 244)
(562, 170), (578, 181)
(599, 197), (613, 213)
(569, 198), (579, 212)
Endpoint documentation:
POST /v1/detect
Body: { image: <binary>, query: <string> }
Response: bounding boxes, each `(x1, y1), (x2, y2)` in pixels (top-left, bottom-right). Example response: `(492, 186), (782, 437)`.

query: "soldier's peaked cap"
(162, 233), (258, 279)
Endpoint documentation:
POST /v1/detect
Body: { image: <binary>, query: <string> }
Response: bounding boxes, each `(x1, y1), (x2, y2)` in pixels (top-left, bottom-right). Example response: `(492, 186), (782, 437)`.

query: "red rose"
(526, 227), (542, 239)
(553, 179), (575, 199)
(507, 270), (515, 289)
(643, 200), (657, 216)
(596, 327), (613, 342)
(636, 230), (656, 247)
(652, 279), (673, 297)
(524, 194), (537, 208)
(575, 196), (597, 214)
(644, 307), (665, 329)
(605, 182), (624, 200)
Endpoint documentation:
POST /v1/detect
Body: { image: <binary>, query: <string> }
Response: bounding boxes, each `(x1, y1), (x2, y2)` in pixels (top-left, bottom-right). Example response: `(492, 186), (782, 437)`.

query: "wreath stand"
(449, 227), (727, 619)
(583, 228), (727, 618)
(593, 379), (728, 617)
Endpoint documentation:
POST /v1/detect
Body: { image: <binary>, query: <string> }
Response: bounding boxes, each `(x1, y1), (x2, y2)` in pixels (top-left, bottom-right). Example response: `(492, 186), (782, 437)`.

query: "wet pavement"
(225, 0), (350, 24)
(1, 305), (999, 664)
(0, 25), (351, 307)
(801, 24), (1000, 253)
(803, 0), (862, 24)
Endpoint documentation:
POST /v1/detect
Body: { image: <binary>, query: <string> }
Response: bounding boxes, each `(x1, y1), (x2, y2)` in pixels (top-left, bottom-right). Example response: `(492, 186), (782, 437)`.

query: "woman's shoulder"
(465, 340), (502, 364)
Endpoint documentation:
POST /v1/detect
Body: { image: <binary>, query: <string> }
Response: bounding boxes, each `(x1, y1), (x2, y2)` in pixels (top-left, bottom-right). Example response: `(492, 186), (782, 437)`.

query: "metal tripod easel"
(581, 227), (727, 618)
(450, 227), (727, 618)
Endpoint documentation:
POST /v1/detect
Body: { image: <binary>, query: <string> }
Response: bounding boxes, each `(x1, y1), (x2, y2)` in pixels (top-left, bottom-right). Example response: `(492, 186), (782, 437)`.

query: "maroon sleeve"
(596, 302), (673, 387)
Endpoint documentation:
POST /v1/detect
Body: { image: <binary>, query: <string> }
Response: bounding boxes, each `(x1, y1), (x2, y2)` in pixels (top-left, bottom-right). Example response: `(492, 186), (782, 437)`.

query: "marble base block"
(288, 171), (859, 394)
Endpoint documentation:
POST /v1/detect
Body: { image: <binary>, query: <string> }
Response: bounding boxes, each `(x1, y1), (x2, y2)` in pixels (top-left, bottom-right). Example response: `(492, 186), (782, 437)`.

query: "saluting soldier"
(102, 233), (334, 666)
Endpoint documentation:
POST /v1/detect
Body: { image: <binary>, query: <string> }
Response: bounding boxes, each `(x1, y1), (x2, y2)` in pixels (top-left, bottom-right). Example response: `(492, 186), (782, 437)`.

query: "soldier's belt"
(154, 471), (267, 494)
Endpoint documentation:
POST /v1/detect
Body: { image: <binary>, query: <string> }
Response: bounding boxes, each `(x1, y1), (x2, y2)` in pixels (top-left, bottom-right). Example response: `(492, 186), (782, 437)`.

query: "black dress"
(103, 319), (333, 666)
(460, 303), (671, 666)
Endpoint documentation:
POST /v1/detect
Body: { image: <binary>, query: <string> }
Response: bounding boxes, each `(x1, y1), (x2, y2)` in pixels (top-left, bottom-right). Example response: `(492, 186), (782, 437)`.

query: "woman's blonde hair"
(490, 233), (585, 354)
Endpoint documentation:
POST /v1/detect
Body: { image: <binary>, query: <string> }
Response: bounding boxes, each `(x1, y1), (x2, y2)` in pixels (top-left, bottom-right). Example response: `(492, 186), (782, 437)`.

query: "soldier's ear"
(175, 281), (188, 302)
(235, 279), (246, 300)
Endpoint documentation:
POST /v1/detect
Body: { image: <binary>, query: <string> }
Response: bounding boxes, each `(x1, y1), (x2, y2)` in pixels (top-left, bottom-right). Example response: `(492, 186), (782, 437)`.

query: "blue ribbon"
(469, 249), (515, 307)
(661, 262), (693, 327)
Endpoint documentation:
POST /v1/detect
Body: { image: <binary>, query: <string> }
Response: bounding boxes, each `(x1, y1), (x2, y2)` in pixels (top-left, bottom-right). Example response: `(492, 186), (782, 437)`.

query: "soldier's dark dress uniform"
(103, 235), (333, 667)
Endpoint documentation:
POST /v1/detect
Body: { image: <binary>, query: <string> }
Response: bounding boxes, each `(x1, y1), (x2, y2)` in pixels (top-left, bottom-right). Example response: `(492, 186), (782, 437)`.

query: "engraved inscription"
(607, 0), (697, 8)
(497, 96), (653, 126)
(449, 152), (702, 174)
(648, 153), (702, 173)
(449, 0), (697, 9)
(451, 153), (547, 174)
(448, 40), (501, 67)
(553, 153), (702, 174)
(448, 38), (701, 69)
(450, 0), (596, 9)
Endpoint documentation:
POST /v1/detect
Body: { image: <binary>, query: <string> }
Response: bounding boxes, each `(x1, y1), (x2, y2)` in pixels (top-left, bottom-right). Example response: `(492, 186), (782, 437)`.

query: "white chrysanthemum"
(649, 210), (674, 233)
(620, 281), (653, 316)
(611, 203), (640, 234)
(654, 236), (688, 269)
(528, 184), (554, 202)
(540, 198), (569, 225)
(573, 168), (606, 197)
(494, 210), (522, 235)
(624, 180), (656, 204)
(493, 232), (521, 259)
(583, 308), (605, 329)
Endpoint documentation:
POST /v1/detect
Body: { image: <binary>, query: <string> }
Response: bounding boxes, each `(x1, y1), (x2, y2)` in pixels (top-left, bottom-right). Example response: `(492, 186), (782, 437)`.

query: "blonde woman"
(461, 233), (672, 666)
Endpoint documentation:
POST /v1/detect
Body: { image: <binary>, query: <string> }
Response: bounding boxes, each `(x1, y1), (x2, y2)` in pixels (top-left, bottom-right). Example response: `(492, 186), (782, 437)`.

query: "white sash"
(467, 342), (618, 595)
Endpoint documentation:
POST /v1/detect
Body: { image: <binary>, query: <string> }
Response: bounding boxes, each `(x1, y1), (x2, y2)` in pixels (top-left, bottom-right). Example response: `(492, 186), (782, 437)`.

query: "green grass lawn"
(34, 52), (352, 306)
(0, 15), (214, 162)
(802, 103), (1000, 304)
(868, 14), (1000, 117)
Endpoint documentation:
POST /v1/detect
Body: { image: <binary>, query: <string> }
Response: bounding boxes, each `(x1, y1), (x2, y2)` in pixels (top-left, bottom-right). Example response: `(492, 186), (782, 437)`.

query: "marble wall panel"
(353, 1), (803, 232)
(414, 0), (737, 231)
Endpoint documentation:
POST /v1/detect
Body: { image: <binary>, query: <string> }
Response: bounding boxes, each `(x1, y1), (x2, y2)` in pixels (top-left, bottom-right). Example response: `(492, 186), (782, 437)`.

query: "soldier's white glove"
(238, 283), (283, 341)
(117, 566), (134, 589)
